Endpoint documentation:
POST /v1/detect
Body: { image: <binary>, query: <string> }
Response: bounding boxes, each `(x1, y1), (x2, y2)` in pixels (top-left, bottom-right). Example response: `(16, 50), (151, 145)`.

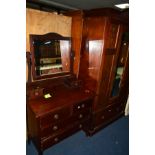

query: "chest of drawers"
(27, 85), (94, 155)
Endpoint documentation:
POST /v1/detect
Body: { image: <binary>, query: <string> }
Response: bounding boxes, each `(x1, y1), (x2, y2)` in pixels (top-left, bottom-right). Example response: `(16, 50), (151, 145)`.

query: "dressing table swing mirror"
(26, 33), (94, 155)
(30, 33), (73, 81)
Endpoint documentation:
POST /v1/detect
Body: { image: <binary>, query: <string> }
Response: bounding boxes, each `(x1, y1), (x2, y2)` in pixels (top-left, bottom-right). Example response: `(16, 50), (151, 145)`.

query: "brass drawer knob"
(54, 114), (59, 119)
(79, 114), (83, 119)
(77, 105), (81, 109)
(81, 104), (85, 108)
(101, 116), (105, 120)
(53, 125), (58, 131)
(54, 137), (58, 142)
(79, 124), (82, 128)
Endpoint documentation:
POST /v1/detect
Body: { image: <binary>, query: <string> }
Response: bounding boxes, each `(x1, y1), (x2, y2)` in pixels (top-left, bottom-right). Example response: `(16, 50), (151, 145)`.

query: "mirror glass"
(111, 32), (129, 97)
(30, 33), (71, 80)
(111, 66), (124, 97)
(34, 40), (70, 76)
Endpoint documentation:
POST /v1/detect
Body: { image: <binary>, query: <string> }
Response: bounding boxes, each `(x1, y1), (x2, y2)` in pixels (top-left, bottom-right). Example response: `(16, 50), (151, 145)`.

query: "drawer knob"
(81, 104), (85, 108)
(101, 116), (105, 119)
(77, 105), (81, 109)
(53, 125), (58, 131)
(79, 114), (83, 119)
(54, 137), (58, 142)
(108, 109), (111, 112)
(79, 124), (82, 128)
(54, 114), (59, 119)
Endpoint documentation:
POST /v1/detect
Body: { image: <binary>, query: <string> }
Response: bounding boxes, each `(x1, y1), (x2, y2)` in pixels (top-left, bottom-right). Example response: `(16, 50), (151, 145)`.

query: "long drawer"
(40, 122), (83, 150)
(39, 99), (92, 128)
(40, 106), (71, 127)
(40, 109), (90, 139)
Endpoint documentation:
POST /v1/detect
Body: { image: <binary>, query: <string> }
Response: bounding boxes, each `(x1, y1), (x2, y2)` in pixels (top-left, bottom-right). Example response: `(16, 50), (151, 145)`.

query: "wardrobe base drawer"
(86, 113), (124, 136)
(93, 103), (124, 127)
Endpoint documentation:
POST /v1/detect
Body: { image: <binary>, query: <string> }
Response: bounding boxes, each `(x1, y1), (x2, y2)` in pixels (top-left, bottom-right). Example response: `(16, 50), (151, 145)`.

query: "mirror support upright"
(26, 51), (32, 83)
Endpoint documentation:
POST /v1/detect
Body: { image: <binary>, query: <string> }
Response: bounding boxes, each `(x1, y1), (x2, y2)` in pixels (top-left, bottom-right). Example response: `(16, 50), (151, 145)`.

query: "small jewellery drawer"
(75, 109), (90, 120)
(40, 106), (70, 127)
(73, 100), (92, 112)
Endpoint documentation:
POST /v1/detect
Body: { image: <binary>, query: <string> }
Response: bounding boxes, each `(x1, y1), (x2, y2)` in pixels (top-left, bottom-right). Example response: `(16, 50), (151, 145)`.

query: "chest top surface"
(27, 84), (94, 117)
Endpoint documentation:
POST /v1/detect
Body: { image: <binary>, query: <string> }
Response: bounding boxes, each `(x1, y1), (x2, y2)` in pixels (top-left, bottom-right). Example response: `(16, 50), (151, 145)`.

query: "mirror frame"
(29, 33), (73, 81)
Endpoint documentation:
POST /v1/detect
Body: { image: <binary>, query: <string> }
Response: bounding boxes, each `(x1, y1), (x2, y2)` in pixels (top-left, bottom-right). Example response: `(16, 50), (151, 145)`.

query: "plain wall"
(26, 8), (72, 81)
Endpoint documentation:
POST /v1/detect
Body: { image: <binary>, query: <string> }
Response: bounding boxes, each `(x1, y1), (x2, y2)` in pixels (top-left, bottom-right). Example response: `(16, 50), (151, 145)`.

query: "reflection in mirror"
(111, 32), (129, 97)
(111, 67), (124, 97)
(30, 33), (71, 80)
(34, 40), (63, 76)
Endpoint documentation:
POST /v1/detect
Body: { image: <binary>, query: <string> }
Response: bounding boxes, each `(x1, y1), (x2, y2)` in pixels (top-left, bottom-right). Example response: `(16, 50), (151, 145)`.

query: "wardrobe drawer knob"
(101, 116), (105, 119)
(81, 104), (85, 108)
(79, 114), (83, 119)
(79, 124), (82, 128)
(53, 125), (58, 131)
(54, 137), (58, 142)
(54, 114), (59, 119)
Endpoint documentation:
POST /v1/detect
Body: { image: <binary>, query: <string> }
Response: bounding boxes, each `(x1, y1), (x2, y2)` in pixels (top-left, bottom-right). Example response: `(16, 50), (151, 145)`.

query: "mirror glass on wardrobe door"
(111, 32), (129, 97)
